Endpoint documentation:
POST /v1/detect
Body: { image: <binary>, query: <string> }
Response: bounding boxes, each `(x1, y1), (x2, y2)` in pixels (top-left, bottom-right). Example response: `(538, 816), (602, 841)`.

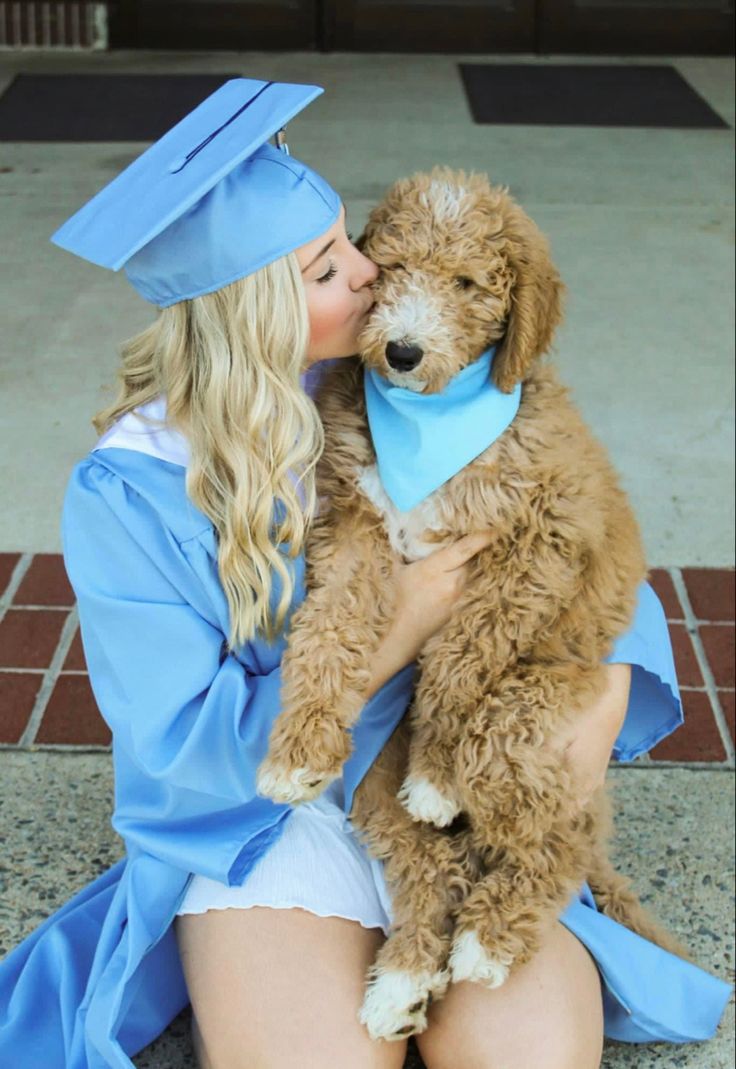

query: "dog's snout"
(385, 341), (424, 372)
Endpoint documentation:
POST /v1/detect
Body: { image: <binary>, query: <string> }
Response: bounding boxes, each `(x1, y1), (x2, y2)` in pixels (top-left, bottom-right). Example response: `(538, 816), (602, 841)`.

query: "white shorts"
(176, 780), (394, 936)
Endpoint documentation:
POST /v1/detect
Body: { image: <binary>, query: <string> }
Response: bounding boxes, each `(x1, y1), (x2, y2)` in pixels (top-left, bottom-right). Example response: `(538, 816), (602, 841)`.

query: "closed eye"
(316, 263), (337, 284)
(455, 276), (474, 290)
(316, 232), (356, 284)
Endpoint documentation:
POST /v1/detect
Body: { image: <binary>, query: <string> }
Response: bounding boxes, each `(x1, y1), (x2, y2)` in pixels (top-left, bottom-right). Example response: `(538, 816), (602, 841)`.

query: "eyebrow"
(302, 236), (336, 273)
(301, 203), (346, 274)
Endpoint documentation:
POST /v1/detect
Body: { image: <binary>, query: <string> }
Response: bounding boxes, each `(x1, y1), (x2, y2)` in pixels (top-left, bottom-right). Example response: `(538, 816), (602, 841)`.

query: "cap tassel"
(275, 128), (290, 155)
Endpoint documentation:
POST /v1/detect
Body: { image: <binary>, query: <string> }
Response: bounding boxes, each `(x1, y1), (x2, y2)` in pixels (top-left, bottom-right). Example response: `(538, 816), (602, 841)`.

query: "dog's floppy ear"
(491, 197), (566, 394)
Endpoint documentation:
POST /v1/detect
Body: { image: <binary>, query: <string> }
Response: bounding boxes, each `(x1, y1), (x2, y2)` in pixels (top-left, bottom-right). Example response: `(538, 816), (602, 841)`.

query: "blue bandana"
(363, 345), (521, 512)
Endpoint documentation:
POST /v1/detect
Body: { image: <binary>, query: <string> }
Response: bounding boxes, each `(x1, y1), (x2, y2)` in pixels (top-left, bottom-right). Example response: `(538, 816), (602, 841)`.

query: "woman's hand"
(366, 531), (495, 697)
(552, 663), (632, 807)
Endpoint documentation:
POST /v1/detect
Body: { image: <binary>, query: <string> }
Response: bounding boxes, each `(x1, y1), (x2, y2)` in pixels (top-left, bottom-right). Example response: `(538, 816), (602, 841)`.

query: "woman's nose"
(357, 249), (379, 286)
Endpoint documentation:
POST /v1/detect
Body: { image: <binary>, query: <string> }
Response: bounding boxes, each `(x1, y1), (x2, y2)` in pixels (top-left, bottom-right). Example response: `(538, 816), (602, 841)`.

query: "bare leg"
(175, 906), (407, 1069)
(417, 921), (605, 1069)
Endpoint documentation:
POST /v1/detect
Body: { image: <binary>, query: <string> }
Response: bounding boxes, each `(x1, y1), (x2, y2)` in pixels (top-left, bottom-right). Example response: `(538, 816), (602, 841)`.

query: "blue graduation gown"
(0, 447), (730, 1066)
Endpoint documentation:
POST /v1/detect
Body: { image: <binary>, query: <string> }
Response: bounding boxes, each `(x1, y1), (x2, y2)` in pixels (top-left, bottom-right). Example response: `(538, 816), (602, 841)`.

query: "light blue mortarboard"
(50, 79), (341, 307)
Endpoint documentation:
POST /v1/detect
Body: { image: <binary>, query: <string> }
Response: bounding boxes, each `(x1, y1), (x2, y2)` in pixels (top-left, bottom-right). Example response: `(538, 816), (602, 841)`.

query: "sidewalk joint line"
(670, 567), (735, 764)
(0, 553), (32, 625)
(4, 604), (74, 612)
(612, 760), (734, 771)
(0, 667), (46, 675)
(0, 668), (89, 677)
(17, 607), (79, 748)
(0, 745), (730, 767)
(1, 742), (112, 754)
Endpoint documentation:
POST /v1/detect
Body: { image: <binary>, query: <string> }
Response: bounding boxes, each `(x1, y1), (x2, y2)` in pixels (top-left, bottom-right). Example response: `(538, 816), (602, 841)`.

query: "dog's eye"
(455, 276), (474, 290)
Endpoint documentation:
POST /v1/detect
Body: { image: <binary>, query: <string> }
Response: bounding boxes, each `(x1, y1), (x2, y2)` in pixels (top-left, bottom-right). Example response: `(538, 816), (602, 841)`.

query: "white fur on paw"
(359, 969), (446, 1041)
(255, 763), (332, 805)
(450, 930), (512, 988)
(398, 776), (462, 827)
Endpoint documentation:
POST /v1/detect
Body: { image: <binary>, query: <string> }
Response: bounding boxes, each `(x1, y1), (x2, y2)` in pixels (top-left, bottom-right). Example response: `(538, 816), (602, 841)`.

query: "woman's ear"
(491, 196), (566, 394)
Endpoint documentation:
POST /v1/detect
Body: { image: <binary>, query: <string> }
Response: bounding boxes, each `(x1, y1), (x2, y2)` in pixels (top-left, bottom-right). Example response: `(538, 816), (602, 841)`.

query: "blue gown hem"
(609, 658), (684, 761)
(612, 710), (683, 763)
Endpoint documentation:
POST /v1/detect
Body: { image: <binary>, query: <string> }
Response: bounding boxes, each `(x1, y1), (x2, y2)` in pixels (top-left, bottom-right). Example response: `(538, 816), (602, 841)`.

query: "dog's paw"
(449, 930), (512, 988)
(255, 760), (336, 805)
(359, 968), (448, 1041)
(398, 775), (462, 827)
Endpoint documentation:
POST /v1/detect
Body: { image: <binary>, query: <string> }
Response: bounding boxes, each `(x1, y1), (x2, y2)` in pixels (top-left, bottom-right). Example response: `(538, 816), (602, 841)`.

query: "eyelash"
(316, 264), (337, 285)
(316, 232), (355, 284)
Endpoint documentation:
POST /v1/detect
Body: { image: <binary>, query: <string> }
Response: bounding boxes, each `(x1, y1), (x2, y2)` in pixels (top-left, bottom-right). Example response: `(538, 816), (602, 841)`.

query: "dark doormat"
(459, 64), (729, 129)
(0, 74), (242, 141)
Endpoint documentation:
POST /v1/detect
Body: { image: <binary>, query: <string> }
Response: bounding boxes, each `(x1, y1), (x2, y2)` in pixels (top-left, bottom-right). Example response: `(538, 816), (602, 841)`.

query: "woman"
(0, 79), (729, 1069)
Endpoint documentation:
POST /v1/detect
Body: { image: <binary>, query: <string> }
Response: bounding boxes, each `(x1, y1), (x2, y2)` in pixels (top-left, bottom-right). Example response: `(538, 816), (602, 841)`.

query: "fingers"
(442, 529), (494, 571)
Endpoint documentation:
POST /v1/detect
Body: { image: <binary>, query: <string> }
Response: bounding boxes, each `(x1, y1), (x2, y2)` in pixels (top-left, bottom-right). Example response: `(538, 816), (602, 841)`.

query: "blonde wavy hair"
(94, 252), (323, 648)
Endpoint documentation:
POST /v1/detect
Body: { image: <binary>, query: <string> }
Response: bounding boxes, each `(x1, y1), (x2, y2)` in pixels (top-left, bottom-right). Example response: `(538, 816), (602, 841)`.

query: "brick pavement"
(0, 553), (734, 764)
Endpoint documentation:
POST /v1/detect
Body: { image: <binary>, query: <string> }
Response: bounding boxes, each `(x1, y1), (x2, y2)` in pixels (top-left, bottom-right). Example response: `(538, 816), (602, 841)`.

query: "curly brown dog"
(257, 167), (685, 1040)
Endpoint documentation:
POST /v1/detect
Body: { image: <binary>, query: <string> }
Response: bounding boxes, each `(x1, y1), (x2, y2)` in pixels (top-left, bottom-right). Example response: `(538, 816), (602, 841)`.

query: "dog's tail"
(586, 853), (693, 961)
(584, 789), (694, 962)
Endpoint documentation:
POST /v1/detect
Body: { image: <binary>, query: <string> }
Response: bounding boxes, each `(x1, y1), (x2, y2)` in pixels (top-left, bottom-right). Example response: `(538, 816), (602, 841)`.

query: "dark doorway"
(108, 0), (734, 55)
(109, 0), (318, 51)
(537, 0), (734, 56)
(322, 0), (534, 53)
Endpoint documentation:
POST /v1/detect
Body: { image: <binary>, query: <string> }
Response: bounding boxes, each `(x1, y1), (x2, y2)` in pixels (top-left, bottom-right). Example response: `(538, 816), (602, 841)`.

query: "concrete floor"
(0, 753), (732, 1066)
(0, 51), (733, 563)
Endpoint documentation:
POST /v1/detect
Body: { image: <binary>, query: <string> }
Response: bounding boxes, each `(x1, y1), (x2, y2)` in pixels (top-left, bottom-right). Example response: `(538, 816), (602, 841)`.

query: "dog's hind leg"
(350, 721), (479, 1041)
(447, 664), (603, 988)
(449, 816), (590, 989)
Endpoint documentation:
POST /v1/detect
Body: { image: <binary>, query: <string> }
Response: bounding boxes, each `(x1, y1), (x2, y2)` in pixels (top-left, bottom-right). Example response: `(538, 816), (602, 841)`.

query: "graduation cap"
(50, 78), (341, 307)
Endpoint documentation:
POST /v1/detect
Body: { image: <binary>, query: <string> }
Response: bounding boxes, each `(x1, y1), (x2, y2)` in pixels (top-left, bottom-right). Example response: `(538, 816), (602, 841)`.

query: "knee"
(416, 976), (604, 1069)
(418, 1025), (603, 1069)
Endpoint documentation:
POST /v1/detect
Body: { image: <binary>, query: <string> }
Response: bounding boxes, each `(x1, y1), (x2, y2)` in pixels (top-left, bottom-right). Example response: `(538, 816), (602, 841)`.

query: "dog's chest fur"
(355, 463), (452, 561)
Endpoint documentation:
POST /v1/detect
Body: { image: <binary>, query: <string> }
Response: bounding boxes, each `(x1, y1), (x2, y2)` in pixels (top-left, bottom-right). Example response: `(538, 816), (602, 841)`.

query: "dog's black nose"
(386, 341), (424, 372)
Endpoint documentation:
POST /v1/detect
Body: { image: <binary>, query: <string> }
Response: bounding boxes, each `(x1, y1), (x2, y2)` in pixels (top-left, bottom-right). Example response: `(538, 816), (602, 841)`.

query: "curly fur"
(256, 167), (689, 1040)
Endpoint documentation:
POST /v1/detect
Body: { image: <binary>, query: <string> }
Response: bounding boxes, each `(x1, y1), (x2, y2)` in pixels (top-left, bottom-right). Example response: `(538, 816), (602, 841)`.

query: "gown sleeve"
(63, 457), (294, 803)
(605, 581), (684, 761)
(61, 456), (416, 887)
